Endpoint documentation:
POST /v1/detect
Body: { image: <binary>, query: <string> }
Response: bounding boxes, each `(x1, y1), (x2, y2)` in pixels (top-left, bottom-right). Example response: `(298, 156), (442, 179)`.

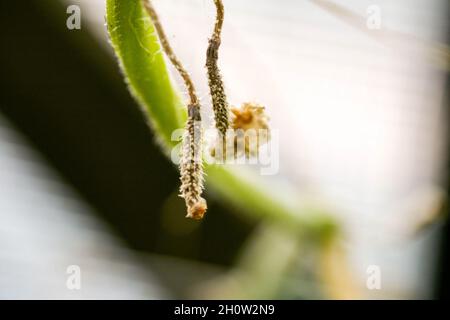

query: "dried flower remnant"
(208, 102), (270, 161)
(231, 102), (270, 134)
(142, 0), (207, 219)
(210, 102), (271, 160)
(231, 102), (270, 156)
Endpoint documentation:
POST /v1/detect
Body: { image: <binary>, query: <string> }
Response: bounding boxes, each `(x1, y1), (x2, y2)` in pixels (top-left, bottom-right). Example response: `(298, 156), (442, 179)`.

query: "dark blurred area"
(0, 0), (253, 269)
(0, 0), (448, 299)
(435, 85), (450, 299)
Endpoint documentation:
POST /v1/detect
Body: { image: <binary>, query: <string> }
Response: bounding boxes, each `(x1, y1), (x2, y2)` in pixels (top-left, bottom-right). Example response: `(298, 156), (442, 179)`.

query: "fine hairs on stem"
(142, 0), (207, 220)
(206, 0), (230, 137)
(142, 0), (198, 106)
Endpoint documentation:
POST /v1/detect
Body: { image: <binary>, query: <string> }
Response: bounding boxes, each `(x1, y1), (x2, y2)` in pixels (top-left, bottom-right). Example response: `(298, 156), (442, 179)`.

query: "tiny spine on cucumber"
(206, 0), (230, 137)
(142, 0), (207, 219)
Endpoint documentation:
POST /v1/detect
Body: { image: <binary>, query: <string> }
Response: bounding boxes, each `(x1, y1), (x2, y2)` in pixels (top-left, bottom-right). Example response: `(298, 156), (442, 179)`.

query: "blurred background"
(0, 0), (448, 299)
